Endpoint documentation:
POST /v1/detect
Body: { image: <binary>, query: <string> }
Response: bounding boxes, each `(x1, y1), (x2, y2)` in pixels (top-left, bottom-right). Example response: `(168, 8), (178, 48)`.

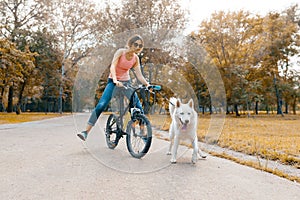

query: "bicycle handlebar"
(148, 85), (161, 91)
(123, 84), (161, 92)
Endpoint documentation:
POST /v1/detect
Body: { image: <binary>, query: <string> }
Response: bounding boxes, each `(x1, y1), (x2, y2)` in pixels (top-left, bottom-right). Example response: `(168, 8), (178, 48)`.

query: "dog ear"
(176, 99), (181, 108)
(188, 99), (194, 108)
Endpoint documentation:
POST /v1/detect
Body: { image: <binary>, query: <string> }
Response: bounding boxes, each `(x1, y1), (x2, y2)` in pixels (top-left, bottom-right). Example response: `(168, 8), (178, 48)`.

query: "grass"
(215, 114), (300, 168)
(0, 112), (70, 124)
(150, 113), (300, 182)
(153, 114), (300, 166)
(209, 151), (300, 183)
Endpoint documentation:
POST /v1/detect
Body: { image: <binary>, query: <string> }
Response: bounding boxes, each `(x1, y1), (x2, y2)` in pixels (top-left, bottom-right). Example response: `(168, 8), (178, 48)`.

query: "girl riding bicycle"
(77, 34), (150, 141)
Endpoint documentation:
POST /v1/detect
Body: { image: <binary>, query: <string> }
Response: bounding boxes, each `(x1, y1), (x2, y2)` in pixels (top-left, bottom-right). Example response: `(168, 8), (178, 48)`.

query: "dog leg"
(167, 124), (174, 155)
(167, 138), (172, 155)
(170, 136), (179, 163)
(191, 138), (199, 164)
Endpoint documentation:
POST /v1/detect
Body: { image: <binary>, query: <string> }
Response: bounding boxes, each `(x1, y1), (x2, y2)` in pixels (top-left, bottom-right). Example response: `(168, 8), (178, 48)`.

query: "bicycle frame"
(105, 84), (161, 156)
(113, 85), (142, 134)
(115, 92), (130, 132)
(113, 84), (160, 133)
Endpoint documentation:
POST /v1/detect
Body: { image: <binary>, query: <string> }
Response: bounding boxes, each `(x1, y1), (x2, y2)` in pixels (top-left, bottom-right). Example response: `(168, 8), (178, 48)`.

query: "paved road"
(0, 113), (299, 200)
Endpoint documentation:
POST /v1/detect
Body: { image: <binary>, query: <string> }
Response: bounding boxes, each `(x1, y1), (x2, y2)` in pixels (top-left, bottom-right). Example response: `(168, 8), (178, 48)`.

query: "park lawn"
(214, 115), (300, 167)
(151, 113), (300, 169)
(0, 112), (70, 124)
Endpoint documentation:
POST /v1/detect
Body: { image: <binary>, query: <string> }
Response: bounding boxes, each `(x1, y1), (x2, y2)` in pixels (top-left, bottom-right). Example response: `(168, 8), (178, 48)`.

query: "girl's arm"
(133, 54), (150, 87)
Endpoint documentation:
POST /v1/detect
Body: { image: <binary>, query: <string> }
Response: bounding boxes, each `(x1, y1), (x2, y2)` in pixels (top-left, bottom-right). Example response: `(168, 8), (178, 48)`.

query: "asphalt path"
(0, 113), (299, 200)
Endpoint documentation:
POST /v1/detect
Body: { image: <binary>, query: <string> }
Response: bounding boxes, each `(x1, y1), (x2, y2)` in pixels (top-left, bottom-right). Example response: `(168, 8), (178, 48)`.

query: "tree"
(258, 9), (299, 115)
(0, 0), (47, 40)
(45, 0), (107, 113)
(0, 0), (48, 113)
(90, 0), (188, 112)
(193, 10), (263, 116)
(0, 39), (35, 112)
(103, 0), (186, 33)
(191, 5), (300, 116)
(28, 28), (62, 112)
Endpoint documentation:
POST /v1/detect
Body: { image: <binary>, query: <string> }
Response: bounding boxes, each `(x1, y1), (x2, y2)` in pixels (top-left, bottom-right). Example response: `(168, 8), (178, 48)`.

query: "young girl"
(77, 34), (150, 141)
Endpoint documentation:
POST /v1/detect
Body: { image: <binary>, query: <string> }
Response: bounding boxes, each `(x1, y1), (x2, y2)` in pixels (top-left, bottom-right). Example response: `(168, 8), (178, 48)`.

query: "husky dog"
(167, 97), (207, 164)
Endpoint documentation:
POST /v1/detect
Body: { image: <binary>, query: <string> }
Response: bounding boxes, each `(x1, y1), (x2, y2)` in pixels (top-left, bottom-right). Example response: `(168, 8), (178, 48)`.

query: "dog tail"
(169, 97), (177, 116)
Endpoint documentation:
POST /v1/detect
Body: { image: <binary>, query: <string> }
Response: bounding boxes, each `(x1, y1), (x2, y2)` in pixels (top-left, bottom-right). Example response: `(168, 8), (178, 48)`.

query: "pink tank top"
(109, 51), (137, 81)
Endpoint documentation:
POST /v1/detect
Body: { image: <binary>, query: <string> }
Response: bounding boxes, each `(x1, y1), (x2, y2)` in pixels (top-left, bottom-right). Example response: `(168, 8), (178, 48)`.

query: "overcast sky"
(184, 0), (299, 32)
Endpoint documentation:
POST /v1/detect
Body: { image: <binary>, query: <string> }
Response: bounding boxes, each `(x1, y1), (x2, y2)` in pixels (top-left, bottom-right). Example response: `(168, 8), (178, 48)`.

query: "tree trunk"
(273, 76), (283, 115)
(7, 86), (14, 113)
(265, 104), (269, 114)
(255, 101), (259, 115)
(226, 105), (230, 114)
(277, 99), (283, 116)
(284, 102), (288, 114)
(292, 97), (297, 115)
(0, 86), (5, 112)
(234, 104), (240, 116)
(16, 81), (26, 114)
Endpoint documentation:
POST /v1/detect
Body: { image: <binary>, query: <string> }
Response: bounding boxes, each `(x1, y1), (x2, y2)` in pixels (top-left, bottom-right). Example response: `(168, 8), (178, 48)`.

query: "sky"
(184, 0), (299, 32)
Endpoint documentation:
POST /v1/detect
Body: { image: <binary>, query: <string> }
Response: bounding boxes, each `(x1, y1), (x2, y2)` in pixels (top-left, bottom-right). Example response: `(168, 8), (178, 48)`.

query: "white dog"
(167, 97), (207, 164)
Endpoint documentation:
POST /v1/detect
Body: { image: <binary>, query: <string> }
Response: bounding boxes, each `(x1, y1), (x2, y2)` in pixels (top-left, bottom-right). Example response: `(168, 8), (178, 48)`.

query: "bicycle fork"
(114, 116), (128, 145)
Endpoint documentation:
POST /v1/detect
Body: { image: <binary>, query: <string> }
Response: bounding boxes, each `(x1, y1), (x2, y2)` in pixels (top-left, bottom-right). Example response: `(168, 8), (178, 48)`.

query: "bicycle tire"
(105, 114), (120, 149)
(126, 114), (152, 158)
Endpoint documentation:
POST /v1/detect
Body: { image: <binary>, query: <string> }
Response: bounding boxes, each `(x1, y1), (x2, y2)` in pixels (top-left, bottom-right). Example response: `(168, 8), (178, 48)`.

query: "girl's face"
(130, 39), (143, 53)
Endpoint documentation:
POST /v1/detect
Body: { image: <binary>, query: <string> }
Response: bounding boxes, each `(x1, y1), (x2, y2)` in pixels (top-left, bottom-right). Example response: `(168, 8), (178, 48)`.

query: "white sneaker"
(77, 131), (87, 141)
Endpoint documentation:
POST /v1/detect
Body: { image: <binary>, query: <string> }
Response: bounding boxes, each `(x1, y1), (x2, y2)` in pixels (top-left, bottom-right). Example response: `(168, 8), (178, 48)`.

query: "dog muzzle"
(179, 119), (189, 131)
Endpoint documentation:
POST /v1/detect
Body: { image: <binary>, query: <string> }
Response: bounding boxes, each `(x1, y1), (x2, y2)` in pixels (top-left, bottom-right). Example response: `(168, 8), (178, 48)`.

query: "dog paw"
(198, 150), (207, 159)
(166, 151), (171, 155)
(200, 154), (207, 159)
(170, 158), (177, 164)
(199, 153), (207, 159)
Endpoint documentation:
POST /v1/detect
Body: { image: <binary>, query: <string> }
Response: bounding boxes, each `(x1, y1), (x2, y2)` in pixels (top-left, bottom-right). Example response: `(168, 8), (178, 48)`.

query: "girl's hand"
(146, 83), (153, 91)
(115, 81), (123, 87)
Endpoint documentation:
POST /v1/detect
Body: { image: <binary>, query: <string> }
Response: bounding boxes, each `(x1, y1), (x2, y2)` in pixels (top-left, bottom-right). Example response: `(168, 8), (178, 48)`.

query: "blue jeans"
(88, 78), (143, 126)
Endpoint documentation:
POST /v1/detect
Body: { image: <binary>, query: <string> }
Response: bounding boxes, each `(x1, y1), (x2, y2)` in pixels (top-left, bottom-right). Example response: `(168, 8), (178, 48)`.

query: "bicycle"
(105, 84), (161, 158)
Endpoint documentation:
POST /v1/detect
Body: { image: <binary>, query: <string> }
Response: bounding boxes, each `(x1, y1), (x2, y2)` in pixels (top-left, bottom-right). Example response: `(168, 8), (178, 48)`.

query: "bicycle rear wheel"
(126, 114), (152, 158)
(105, 114), (120, 149)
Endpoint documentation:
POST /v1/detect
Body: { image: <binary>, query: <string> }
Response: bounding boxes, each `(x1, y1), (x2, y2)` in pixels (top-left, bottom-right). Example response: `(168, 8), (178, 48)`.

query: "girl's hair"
(126, 34), (144, 47)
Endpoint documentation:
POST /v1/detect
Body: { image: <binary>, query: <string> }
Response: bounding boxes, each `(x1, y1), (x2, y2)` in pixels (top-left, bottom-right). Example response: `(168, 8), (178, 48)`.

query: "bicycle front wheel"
(105, 114), (120, 149)
(126, 114), (152, 158)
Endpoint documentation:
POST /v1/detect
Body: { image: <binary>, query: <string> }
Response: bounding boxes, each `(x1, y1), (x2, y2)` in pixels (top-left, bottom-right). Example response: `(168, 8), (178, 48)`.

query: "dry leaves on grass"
(151, 114), (300, 168)
(0, 112), (69, 124)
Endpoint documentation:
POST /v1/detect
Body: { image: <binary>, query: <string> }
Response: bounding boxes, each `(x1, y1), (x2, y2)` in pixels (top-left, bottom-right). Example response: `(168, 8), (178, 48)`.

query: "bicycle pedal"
(132, 121), (139, 126)
(110, 142), (117, 148)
